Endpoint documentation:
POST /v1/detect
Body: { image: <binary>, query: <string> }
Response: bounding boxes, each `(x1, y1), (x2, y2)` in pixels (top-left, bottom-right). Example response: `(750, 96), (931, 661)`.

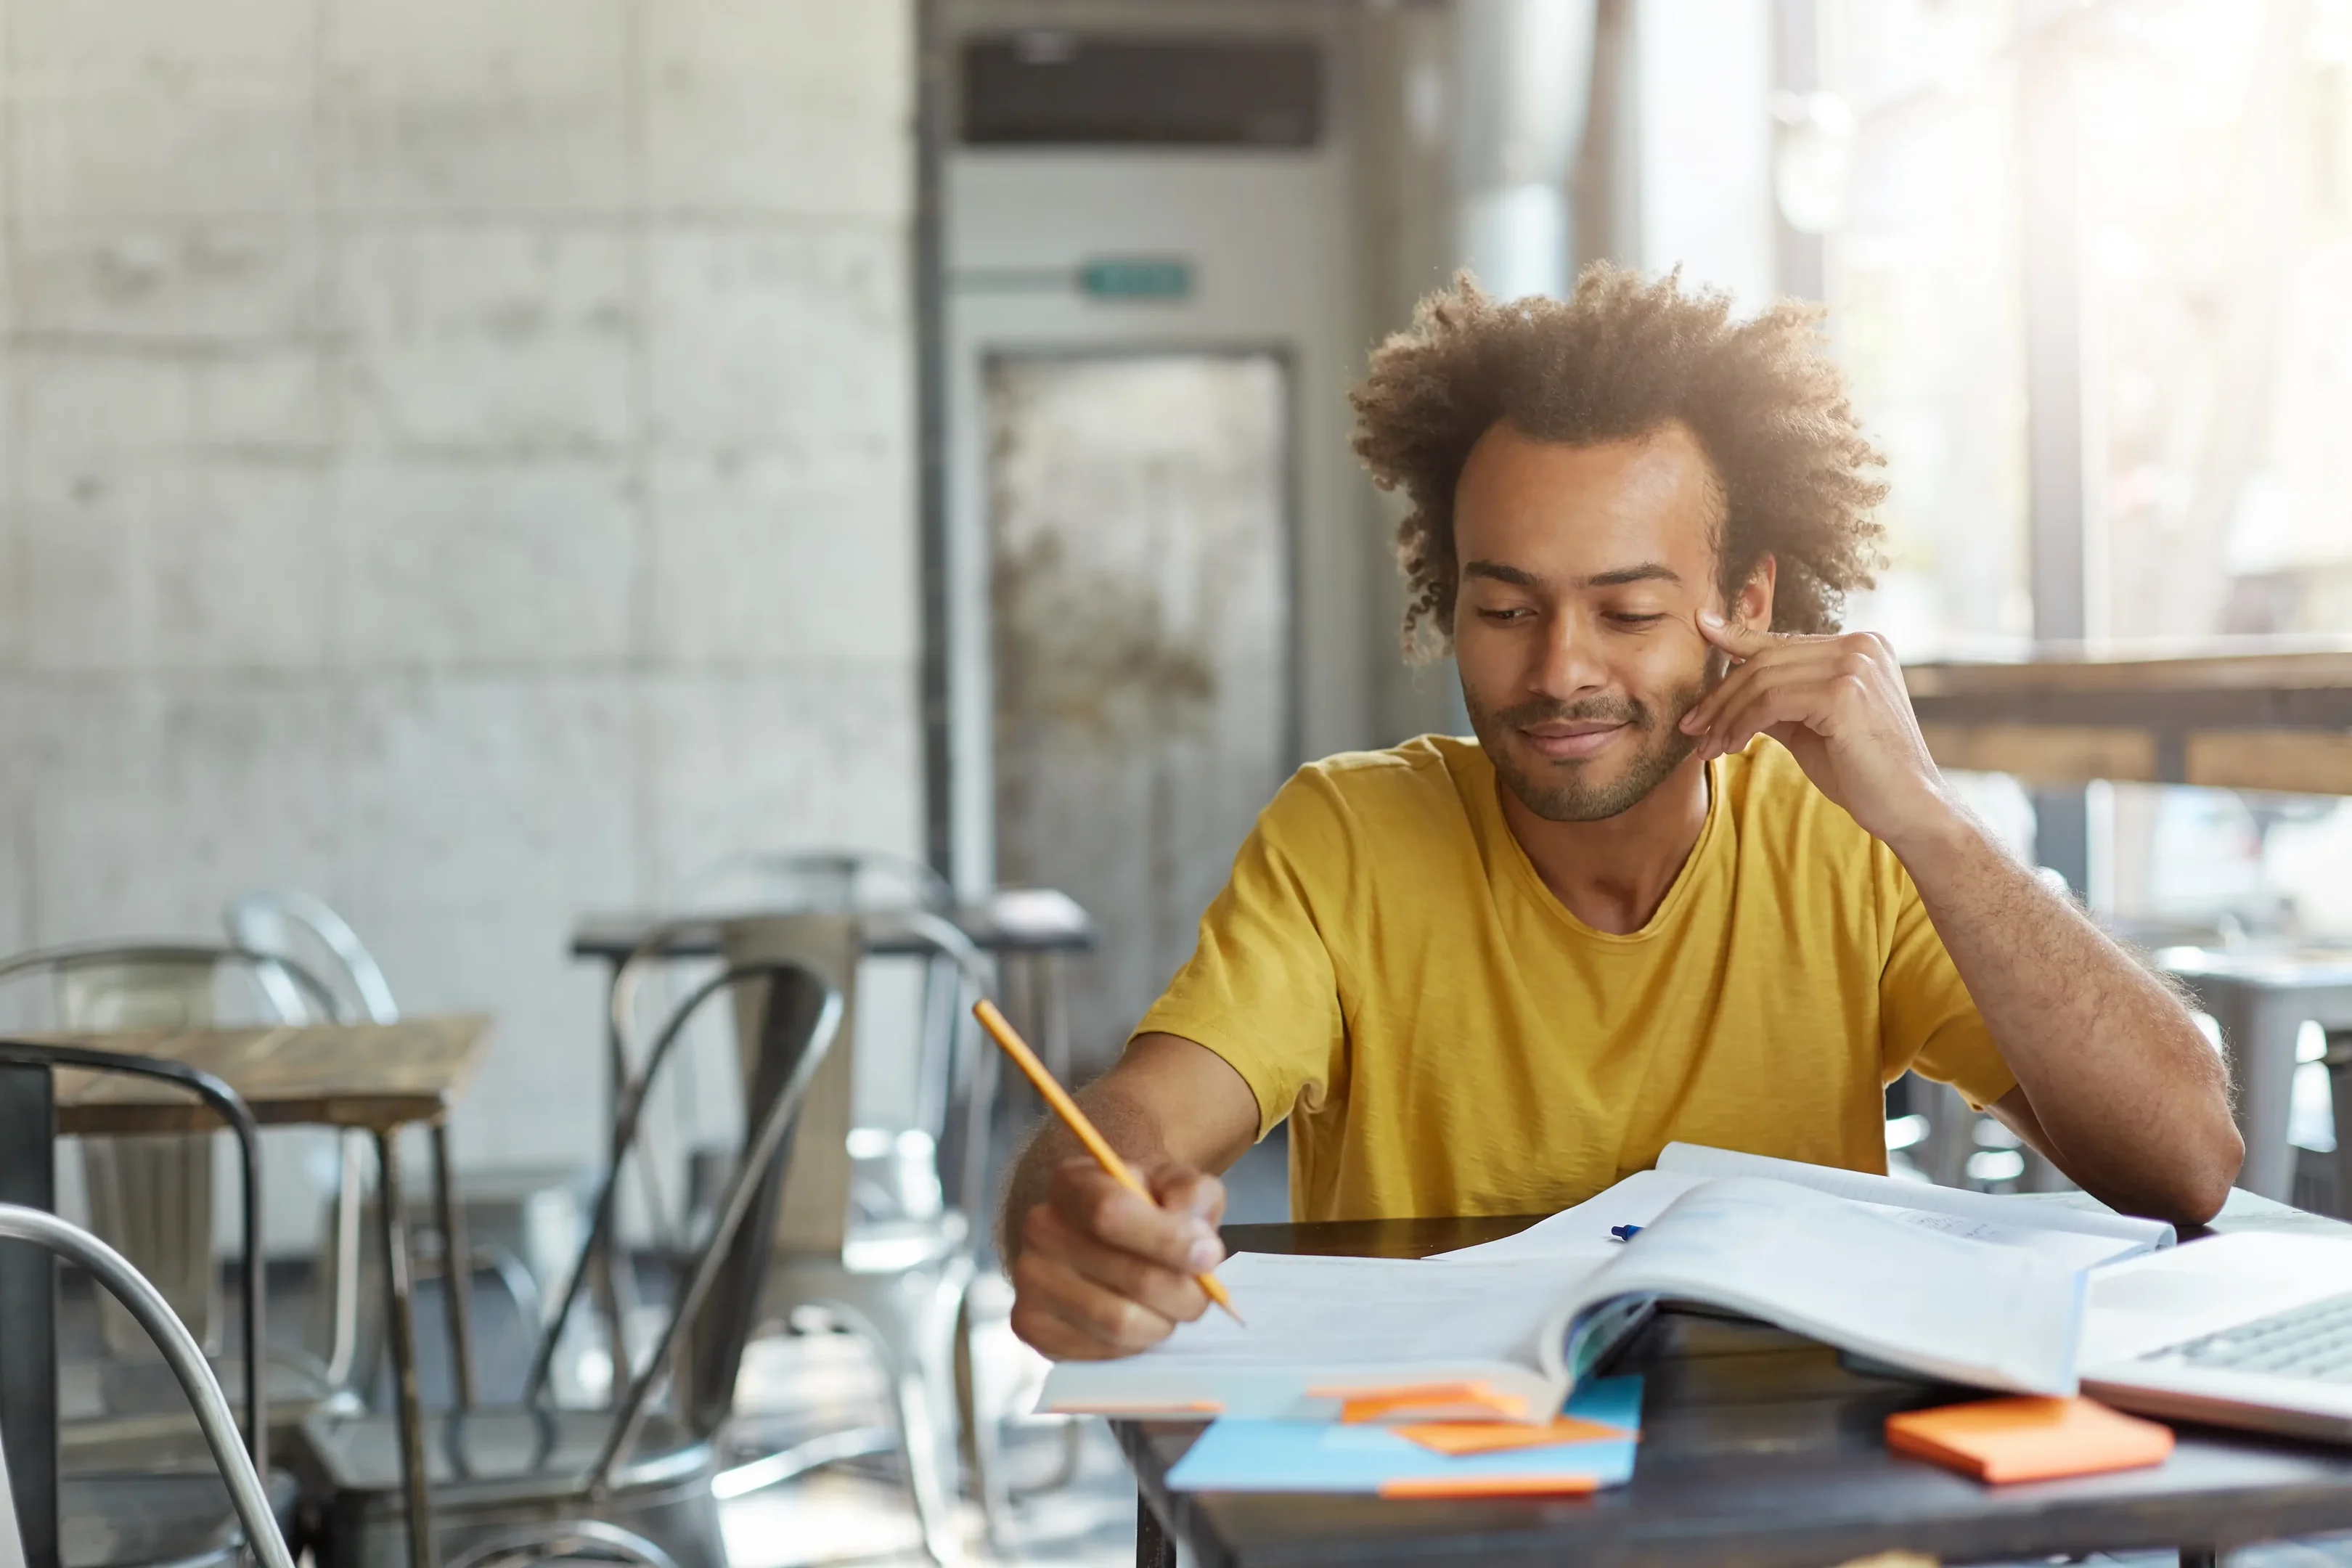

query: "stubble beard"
(1466, 679), (1714, 823)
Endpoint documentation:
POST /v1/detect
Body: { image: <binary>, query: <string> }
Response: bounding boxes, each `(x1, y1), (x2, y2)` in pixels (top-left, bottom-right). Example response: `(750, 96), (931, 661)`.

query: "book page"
(1040, 1249), (1607, 1420)
(1850, 1201), (2150, 1272)
(1544, 1177), (2084, 1396)
(1143, 1250), (1604, 1369)
(1657, 1143), (2174, 1254)
(1433, 1169), (1709, 1262)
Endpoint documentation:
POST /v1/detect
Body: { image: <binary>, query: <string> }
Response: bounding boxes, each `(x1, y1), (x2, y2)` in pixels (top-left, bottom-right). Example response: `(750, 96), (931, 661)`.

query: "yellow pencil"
(973, 997), (1245, 1326)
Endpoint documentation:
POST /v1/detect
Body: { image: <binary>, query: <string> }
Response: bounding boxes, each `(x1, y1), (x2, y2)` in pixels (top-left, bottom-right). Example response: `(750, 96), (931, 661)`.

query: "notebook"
(1165, 1374), (1643, 1495)
(1042, 1165), (2089, 1424)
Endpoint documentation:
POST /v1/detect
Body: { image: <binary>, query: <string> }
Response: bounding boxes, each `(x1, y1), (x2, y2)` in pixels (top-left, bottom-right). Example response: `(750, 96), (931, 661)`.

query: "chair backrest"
(0, 1040), (269, 1474)
(607, 892), (993, 1258)
(719, 916), (865, 1257)
(526, 958), (842, 1466)
(0, 1204), (294, 1568)
(0, 944), (330, 1360)
(222, 891), (400, 1026)
(0, 942), (341, 1031)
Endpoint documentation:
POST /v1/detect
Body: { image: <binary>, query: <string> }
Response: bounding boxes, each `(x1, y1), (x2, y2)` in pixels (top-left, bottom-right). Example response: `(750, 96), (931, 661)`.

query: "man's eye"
(1479, 607), (1532, 623)
(1608, 613), (1667, 626)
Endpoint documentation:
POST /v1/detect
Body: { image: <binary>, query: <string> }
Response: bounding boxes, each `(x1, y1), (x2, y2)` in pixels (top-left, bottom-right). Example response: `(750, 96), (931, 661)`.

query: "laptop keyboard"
(2144, 1291), (2352, 1382)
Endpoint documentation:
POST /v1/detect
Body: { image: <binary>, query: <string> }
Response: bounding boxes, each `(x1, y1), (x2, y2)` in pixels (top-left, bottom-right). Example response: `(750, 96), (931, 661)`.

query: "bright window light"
(1967, 1149), (2026, 1184)
(1884, 1113), (1931, 1151)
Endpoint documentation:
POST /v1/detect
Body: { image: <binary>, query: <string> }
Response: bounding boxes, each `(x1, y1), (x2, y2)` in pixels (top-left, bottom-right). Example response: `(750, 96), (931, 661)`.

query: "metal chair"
(0, 1204), (297, 1568)
(0, 943), (352, 1460)
(0, 1041), (299, 1567)
(224, 891), (555, 1408)
(611, 907), (1002, 1564)
(295, 959), (842, 1568)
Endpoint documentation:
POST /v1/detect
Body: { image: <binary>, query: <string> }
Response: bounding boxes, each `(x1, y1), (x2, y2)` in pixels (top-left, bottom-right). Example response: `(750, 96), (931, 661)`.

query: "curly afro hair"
(1352, 264), (1887, 661)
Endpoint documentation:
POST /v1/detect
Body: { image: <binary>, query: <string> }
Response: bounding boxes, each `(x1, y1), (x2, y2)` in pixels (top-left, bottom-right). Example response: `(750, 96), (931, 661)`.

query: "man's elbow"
(2154, 1113), (2242, 1228)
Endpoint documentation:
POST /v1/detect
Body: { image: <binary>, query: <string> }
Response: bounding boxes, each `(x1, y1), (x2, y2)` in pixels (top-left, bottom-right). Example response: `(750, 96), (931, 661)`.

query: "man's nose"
(1528, 612), (1608, 700)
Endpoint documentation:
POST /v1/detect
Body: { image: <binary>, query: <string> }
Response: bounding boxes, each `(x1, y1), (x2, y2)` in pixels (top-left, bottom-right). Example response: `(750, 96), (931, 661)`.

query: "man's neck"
(1496, 753), (1712, 936)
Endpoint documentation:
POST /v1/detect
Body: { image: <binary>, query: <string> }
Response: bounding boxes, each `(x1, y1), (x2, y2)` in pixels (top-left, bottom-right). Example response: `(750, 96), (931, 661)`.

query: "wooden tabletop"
(1900, 645), (2352, 795)
(17, 1016), (491, 1135)
(1118, 1196), (2352, 1568)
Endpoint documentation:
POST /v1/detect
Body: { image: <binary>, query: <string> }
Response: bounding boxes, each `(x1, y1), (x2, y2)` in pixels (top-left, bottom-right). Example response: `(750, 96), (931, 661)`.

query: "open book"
(1042, 1151), (2122, 1424)
(1442, 1143), (2176, 1271)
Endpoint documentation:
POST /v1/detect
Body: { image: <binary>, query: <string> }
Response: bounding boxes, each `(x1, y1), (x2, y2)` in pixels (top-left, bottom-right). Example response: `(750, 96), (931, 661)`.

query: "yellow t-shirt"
(1135, 734), (2014, 1222)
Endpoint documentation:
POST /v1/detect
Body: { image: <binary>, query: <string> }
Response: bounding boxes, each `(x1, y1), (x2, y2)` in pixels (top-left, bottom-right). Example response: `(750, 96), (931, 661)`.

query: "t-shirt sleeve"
(1879, 856), (2017, 1111)
(1132, 771), (1349, 1142)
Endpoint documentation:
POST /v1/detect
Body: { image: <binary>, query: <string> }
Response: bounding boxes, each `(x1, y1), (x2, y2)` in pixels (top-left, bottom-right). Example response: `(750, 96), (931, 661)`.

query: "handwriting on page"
(1863, 1204), (2131, 1271)
(1145, 1254), (1600, 1367)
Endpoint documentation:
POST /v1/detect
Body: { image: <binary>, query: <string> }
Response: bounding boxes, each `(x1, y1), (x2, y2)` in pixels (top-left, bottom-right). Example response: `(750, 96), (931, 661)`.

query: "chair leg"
(428, 1124), (478, 1410)
(897, 1265), (972, 1566)
(892, 1340), (963, 1567)
(323, 1132), (366, 1388)
(956, 1289), (1013, 1550)
(822, 1265), (971, 1566)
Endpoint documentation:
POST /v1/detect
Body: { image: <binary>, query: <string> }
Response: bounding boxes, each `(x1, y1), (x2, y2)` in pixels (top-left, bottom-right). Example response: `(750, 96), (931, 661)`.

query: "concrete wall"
(0, 0), (920, 1219)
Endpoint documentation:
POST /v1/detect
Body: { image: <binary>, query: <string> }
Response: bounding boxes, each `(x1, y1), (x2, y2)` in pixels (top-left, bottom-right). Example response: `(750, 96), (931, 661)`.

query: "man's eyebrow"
(1582, 563), (1683, 589)
(1461, 560), (1544, 588)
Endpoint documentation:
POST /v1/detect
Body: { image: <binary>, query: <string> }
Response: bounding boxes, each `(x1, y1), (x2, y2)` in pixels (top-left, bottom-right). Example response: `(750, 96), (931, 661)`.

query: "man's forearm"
(1889, 809), (2242, 1224)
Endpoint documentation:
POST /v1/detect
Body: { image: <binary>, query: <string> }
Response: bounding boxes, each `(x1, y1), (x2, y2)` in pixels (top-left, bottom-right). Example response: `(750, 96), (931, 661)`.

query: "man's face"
(1453, 419), (1768, 822)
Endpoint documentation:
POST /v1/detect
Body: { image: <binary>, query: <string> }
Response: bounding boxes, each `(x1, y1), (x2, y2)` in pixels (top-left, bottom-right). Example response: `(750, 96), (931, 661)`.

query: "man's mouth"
(1519, 719), (1630, 761)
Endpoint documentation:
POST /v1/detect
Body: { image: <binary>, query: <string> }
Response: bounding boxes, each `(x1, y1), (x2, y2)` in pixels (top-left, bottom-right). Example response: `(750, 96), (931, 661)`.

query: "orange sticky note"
(1311, 1381), (1531, 1424)
(1886, 1396), (2173, 1484)
(1397, 1414), (1636, 1456)
(1379, 1473), (1602, 1499)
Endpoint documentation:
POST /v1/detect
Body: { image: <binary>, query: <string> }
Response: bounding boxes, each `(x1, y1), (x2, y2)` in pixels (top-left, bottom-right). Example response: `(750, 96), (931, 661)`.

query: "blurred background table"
(571, 884), (1097, 1094)
(0, 1016), (490, 1568)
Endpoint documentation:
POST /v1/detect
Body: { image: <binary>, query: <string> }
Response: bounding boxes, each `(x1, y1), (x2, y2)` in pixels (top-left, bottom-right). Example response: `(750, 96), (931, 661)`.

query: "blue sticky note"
(1166, 1375), (1643, 1494)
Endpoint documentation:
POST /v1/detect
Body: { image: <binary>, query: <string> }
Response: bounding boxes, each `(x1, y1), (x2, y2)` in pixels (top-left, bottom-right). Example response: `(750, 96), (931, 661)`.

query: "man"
(1000, 266), (2242, 1363)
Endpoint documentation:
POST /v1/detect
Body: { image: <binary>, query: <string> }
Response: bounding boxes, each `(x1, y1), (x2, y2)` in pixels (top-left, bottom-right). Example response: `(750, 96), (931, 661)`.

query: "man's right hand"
(1008, 1156), (1228, 1360)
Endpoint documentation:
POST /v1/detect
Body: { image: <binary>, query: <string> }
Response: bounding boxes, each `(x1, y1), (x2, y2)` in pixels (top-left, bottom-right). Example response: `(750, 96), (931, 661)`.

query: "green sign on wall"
(1079, 257), (1194, 301)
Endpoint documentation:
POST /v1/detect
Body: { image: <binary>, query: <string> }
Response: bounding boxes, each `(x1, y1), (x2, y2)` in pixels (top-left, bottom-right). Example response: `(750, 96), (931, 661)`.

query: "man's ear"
(1732, 553), (1779, 632)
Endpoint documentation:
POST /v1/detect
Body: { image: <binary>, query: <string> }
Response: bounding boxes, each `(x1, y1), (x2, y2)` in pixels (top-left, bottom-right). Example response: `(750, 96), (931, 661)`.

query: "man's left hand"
(1678, 611), (1954, 850)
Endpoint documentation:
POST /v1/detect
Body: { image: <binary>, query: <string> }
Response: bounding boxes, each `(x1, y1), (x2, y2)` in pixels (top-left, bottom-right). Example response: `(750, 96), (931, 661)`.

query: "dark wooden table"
(1119, 1202), (2352, 1568)
(0, 1017), (491, 1568)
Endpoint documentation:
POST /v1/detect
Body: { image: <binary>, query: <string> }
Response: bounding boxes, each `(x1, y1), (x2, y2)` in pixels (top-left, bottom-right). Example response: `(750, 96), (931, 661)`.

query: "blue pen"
(1609, 1224), (1643, 1242)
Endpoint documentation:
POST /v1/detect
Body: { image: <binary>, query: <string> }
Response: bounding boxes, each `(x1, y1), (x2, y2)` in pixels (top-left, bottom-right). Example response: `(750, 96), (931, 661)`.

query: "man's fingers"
(1008, 1248), (1180, 1358)
(1700, 677), (1841, 760)
(1695, 609), (1777, 659)
(1048, 1160), (1223, 1275)
(1152, 1167), (1229, 1233)
(1681, 642), (1844, 738)
(1021, 1202), (1214, 1325)
(1009, 1159), (1227, 1361)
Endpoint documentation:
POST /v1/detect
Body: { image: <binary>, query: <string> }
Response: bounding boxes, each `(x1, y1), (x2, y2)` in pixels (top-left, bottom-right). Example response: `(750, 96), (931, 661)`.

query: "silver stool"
(2160, 948), (2352, 1204)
